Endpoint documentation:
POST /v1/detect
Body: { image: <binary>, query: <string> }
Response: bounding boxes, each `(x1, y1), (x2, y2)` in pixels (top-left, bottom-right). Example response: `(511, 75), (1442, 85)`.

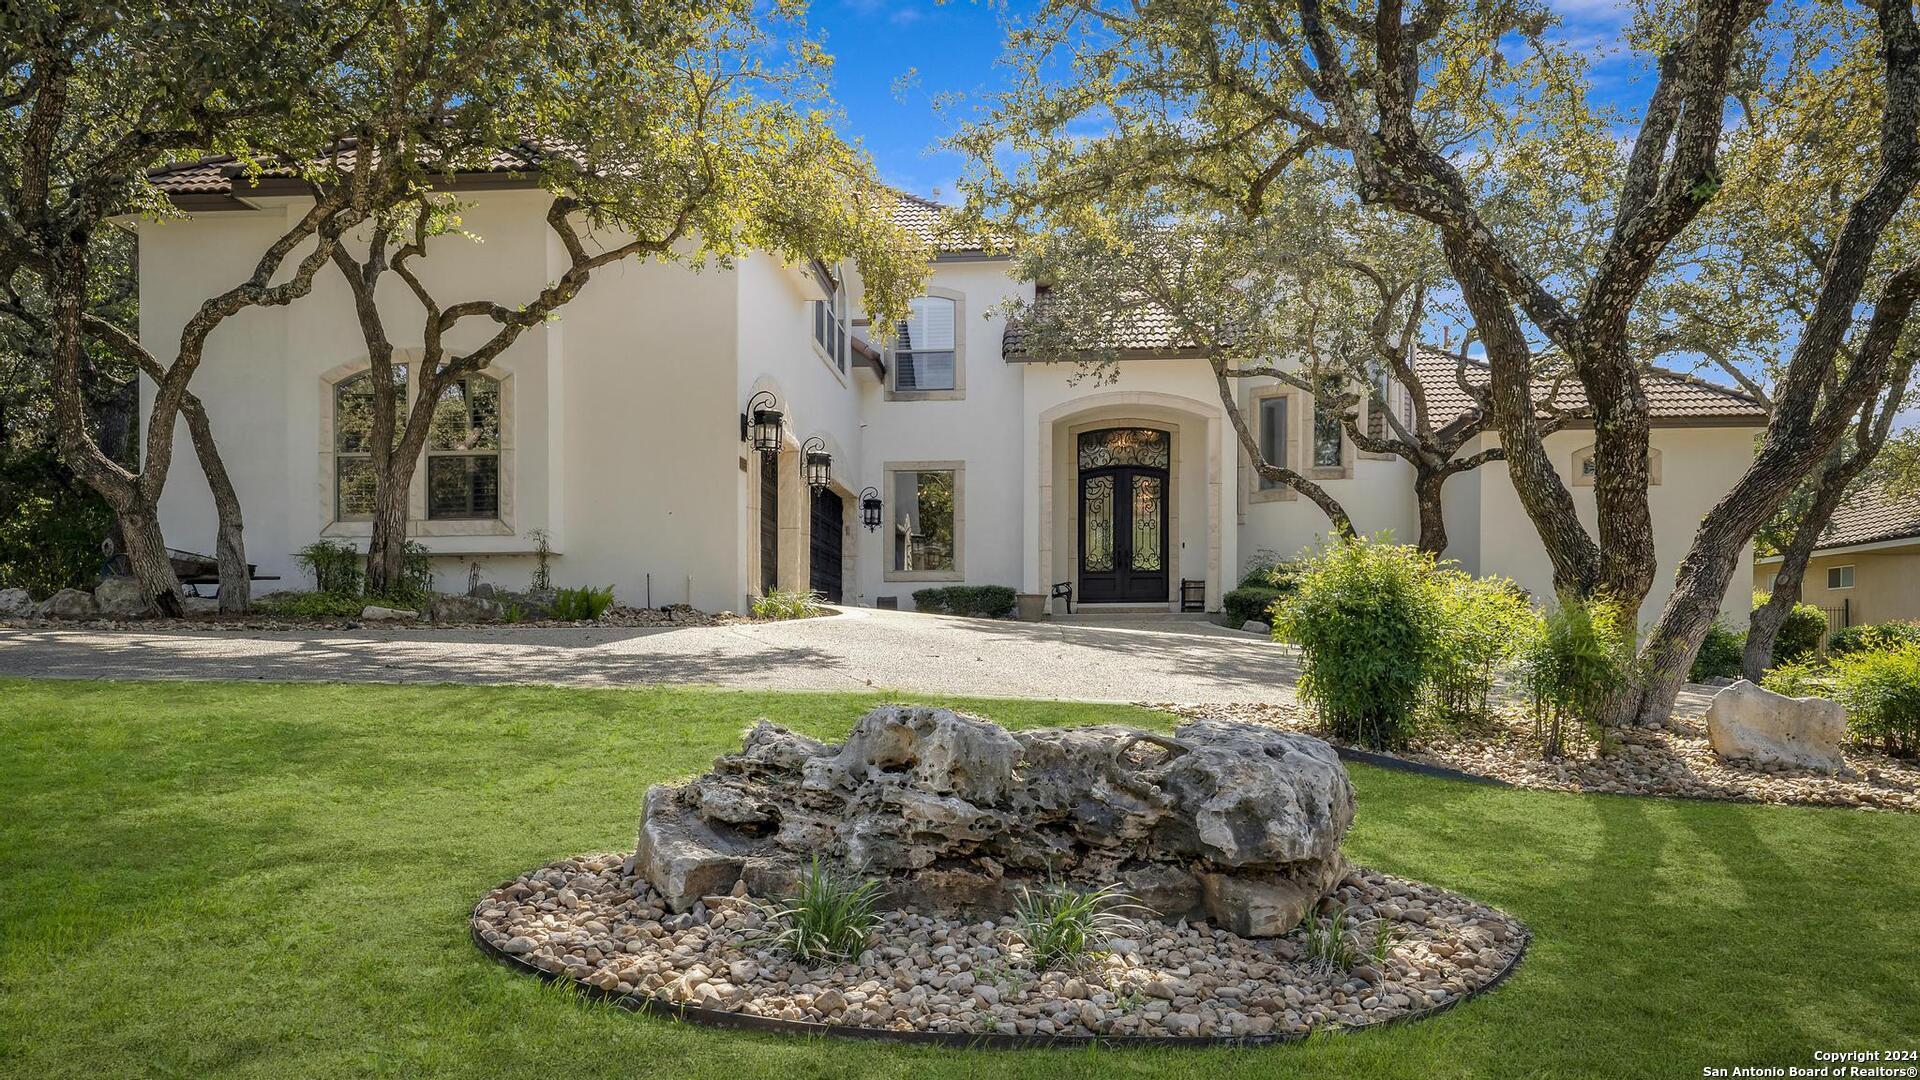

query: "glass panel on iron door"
(1076, 428), (1169, 603)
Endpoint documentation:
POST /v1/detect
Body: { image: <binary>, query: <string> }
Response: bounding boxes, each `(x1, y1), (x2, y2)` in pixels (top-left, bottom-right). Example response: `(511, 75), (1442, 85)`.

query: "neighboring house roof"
(1410, 349), (1769, 429)
(1807, 488), (1920, 552)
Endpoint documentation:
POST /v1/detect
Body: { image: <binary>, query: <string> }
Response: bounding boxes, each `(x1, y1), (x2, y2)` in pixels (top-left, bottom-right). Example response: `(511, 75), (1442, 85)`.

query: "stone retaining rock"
(634, 706), (1355, 935)
(1705, 679), (1846, 773)
(360, 604), (420, 621)
(93, 577), (154, 617)
(37, 588), (97, 618)
(0, 588), (31, 617)
(430, 594), (503, 622)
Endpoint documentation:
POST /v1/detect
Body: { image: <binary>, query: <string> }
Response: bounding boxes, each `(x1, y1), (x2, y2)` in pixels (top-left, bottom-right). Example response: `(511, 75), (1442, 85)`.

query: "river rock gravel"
(1170, 700), (1920, 813)
(471, 852), (1526, 1041)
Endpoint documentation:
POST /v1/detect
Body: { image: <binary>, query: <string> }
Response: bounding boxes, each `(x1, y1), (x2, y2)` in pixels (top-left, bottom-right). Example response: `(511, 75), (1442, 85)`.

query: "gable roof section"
(1410, 349), (1768, 429)
(1001, 290), (1211, 360)
(883, 188), (1007, 256)
(1806, 488), (1920, 552)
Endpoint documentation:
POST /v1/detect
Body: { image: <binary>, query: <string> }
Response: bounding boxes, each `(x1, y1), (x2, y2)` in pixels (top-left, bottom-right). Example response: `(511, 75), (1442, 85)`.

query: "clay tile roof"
(146, 141), (550, 196)
(1410, 348), (1768, 427)
(884, 188), (1007, 255)
(1001, 291), (1210, 359)
(1812, 488), (1920, 551)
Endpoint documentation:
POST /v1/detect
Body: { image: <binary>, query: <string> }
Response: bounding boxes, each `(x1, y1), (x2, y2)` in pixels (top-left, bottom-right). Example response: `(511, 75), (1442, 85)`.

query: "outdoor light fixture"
(802, 437), (832, 491)
(859, 486), (883, 532)
(741, 390), (783, 455)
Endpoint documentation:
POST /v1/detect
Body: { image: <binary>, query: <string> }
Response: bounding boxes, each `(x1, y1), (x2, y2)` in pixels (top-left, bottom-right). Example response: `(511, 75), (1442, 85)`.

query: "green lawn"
(1, 680), (1915, 1079)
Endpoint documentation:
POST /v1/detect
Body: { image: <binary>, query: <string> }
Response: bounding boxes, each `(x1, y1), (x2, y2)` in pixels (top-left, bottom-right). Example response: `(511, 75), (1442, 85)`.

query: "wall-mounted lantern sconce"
(802, 437), (832, 491)
(859, 487), (882, 532)
(741, 390), (783, 455)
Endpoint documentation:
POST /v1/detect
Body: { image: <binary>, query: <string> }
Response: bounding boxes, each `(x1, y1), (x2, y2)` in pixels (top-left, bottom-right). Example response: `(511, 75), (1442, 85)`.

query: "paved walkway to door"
(0, 607), (1300, 703)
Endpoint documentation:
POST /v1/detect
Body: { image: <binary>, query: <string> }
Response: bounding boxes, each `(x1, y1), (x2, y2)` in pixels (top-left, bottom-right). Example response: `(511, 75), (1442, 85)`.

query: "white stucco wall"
(852, 259), (1030, 609)
(137, 190), (1762, 626)
(1468, 425), (1760, 625)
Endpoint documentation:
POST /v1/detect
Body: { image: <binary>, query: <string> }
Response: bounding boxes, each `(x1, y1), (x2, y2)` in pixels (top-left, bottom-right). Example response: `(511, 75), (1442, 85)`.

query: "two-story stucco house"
(139, 159), (1766, 621)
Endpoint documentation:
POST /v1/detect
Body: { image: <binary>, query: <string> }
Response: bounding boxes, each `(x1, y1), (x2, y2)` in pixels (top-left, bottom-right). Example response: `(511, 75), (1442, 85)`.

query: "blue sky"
(809, 0), (1646, 203)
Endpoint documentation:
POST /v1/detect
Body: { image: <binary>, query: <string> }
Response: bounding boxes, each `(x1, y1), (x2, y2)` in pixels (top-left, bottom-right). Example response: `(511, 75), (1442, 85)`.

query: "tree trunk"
(1413, 469), (1448, 554)
(117, 504), (185, 616)
(1743, 480), (1853, 680)
(179, 394), (249, 613)
(365, 465), (412, 597)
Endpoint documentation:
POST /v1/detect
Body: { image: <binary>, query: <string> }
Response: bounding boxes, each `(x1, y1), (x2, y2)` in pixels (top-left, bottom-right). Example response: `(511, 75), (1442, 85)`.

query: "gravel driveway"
(0, 607), (1300, 704)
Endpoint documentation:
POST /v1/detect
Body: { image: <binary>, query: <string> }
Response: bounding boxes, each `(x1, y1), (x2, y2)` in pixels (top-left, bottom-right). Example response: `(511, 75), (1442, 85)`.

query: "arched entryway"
(1076, 427), (1170, 603)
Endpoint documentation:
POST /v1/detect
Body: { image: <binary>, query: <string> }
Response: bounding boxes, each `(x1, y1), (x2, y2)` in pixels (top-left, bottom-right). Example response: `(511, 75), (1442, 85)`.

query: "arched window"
(327, 367), (502, 524)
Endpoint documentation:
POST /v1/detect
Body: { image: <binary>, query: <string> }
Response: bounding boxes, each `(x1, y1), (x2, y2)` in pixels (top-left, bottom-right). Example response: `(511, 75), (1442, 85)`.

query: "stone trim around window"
(885, 286), (967, 402)
(882, 459), (965, 582)
(1246, 385), (1299, 503)
(1571, 444), (1661, 487)
(316, 357), (516, 539)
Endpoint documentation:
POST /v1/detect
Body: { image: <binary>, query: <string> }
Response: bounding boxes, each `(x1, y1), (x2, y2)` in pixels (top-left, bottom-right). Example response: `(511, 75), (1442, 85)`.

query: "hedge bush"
(1223, 586), (1285, 628)
(1826, 645), (1920, 757)
(1828, 620), (1920, 657)
(1689, 621), (1746, 682)
(1772, 602), (1828, 665)
(912, 585), (1017, 619)
(1238, 552), (1303, 593)
(1426, 571), (1535, 722)
(1519, 596), (1634, 759)
(1270, 538), (1441, 750)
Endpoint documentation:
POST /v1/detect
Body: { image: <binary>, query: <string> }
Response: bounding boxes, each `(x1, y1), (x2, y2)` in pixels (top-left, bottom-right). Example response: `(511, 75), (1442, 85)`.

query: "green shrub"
(296, 539), (363, 595)
(1238, 551), (1302, 592)
(1519, 595), (1634, 759)
(1012, 880), (1142, 971)
(255, 591), (367, 618)
(911, 585), (1017, 618)
(1772, 603), (1828, 665)
(550, 585), (615, 621)
(751, 587), (824, 620)
(1828, 621), (1920, 657)
(1689, 620), (1746, 682)
(1223, 586), (1285, 628)
(1828, 645), (1920, 757)
(0, 449), (112, 597)
(1425, 570), (1535, 723)
(1270, 537), (1440, 750)
(1759, 657), (1833, 698)
(762, 858), (883, 963)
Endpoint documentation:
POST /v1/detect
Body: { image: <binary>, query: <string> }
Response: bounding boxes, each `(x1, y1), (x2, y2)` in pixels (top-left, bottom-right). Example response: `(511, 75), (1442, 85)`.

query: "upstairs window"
(894, 295), (957, 392)
(1258, 396), (1288, 490)
(812, 289), (847, 373)
(1312, 379), (1345, 468)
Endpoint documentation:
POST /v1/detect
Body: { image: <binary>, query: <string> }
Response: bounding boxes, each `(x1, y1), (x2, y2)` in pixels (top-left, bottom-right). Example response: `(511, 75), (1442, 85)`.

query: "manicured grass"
(2, 679), (1915, 1078)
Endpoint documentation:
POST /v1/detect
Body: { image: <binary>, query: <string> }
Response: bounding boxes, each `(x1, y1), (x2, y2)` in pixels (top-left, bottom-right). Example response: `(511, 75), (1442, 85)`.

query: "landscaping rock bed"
(1173, 700), (1920, 813)
(470, 854), (1527, 1044)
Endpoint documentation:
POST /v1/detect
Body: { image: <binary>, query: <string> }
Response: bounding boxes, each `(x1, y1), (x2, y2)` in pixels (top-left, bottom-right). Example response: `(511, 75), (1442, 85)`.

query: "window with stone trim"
(893, 295), (957, 392)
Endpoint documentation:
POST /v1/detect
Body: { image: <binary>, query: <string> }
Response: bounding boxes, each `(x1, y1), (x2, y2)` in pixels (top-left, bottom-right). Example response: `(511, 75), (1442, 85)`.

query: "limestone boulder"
(37, 588), (97, 618)
(93, 576), (155, 617)
(634, 706), (1355, 935)
(429, 594), (503, 622)
(360, 604), (419, 621)
(0, 588), (32, 617)
(1706, 679), (1847, 773)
